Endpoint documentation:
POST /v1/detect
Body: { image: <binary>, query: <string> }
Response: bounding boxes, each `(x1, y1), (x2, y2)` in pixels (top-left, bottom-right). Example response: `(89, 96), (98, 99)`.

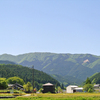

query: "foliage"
(38, 88), (43, 93)
(0, 60), (16, 65)
(3, 93), (100, 100)
(51, 74), (83, 86)
(0, 53), (100, 81)
(0, 64), (60, 90)
(7, 76), (24, 85)
(0, 78), (8, 89)
(83, 84), (93, 92)
(23, 82), (32, 92)
(88, 88), (93, 93)
(61, 83), (64, 89)
(85, 77), (91, 84)
(89, 72), (100, 84)
(57, 86), (62, 93)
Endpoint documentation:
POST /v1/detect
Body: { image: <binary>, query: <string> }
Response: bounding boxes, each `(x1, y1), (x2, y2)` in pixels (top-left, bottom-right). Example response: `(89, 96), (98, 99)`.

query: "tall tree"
(0, 78), (8, 89)
(85, 77), (91, 84)
(23, 82), (32, 92)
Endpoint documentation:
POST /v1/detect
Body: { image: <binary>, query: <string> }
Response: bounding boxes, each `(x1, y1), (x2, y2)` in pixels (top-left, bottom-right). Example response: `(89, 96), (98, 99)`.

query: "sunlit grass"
(0, 93), (13, 96)
(1, 93), (100, 100)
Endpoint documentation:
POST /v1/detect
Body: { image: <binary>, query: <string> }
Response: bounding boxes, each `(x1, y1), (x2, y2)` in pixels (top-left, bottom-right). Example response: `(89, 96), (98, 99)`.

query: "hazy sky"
(0, 0), (100, 55)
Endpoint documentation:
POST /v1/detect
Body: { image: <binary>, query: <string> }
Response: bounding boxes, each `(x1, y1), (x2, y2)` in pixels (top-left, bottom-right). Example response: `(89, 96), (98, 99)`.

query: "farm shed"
(66, 85), (83, 93)
(73, 87), (83, 92)
(42, 83), (55, 93)
(66, 85), (78, 93)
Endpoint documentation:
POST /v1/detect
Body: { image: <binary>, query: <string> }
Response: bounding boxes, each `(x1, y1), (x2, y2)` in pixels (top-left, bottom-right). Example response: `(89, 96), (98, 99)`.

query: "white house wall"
(66, 85), (78, 93)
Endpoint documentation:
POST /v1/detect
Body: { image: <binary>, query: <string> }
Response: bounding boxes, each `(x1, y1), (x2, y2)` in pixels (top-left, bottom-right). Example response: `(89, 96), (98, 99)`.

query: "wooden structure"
(8, 83), (24, 90)
(42, 83), (55, 93)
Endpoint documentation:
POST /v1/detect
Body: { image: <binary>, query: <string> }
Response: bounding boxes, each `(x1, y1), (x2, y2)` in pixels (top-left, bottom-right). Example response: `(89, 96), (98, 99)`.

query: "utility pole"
(32, 65), (34, 94)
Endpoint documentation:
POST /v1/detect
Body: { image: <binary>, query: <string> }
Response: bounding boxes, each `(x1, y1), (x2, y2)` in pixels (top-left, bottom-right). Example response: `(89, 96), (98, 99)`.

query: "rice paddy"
(1, 93), (100, 100)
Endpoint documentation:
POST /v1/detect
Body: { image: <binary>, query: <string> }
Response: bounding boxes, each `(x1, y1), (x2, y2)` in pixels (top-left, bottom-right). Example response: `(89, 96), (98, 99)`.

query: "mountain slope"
(51, 74), (83, 86)
(0, 60), (16, 65)
(0, 64), (60, 90)
(0, 53), (100, 81)
(89, 72), (100, 84)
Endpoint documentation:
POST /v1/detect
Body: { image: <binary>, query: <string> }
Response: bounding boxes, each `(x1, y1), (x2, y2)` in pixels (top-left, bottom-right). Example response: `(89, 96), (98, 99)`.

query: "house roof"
(42, 83), (54, 86)
(14, 83), (23, 88)
(8, 83), (23, 88)
(94, 84), (100, 87)
(67, 85), (78, 88)
(8, 84), (14, 87)
(74, 87), (83, 90)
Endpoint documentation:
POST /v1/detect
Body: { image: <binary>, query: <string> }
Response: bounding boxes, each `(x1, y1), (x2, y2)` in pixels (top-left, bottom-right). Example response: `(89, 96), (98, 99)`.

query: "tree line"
(0, 64), (60, 90)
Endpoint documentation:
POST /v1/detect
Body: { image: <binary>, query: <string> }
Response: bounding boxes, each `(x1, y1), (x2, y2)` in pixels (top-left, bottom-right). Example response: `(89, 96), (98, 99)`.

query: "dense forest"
(0, 64), (60, 90)
(89, 72), (100, 84)
(51, 74), (83, 86)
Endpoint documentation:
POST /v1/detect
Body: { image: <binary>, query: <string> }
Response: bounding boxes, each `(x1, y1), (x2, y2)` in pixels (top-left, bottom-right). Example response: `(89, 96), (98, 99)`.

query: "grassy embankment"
(1, 93), (100, 100)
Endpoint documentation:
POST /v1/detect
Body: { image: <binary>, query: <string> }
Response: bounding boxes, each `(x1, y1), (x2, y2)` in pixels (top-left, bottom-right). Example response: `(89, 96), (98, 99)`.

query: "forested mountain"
(0, 64), (60, 90)
(0, 53), (100, 81)
(0, 60), (16, 65)
(51, 74), (83, 86)
(89, 72), (100, 84)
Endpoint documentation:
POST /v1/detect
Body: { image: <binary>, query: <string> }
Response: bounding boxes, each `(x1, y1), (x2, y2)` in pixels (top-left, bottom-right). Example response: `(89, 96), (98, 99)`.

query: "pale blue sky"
(0, 0), (100, 55)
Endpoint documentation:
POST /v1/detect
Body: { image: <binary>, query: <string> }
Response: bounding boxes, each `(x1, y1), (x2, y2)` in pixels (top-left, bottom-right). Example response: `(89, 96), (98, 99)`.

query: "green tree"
(57, 86), (62, 93)
(7, 76), (24, 85)
(61, 83), (64, 89)
(85, 77), (91, 84)
(88, 88), (93, 93)
(23, 82), (32, 92)
(0, 78), (8, 89)
(83, 84), (93, 92)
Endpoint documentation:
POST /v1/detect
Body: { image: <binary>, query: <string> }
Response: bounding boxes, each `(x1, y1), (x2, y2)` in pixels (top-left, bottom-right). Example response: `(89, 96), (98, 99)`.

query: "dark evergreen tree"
(85, 77), (91, 84)
(61, 83), (64, 89)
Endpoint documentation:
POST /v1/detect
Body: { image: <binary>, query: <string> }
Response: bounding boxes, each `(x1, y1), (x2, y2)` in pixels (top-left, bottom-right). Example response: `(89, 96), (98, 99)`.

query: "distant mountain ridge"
(0, 52), (100, 81)
(0, 60), (16, 65)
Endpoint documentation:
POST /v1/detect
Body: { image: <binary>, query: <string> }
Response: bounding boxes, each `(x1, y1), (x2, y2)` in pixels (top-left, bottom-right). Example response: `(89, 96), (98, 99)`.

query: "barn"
(42, 83), (55, 93)
(66, 85), (83, 93)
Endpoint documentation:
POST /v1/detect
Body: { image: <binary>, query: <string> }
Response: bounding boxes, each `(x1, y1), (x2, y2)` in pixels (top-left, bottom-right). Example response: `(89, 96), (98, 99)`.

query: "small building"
(8, 83), (24, 90)
(66, 85), (78, 93)
(94, 84), (100, 92)
(42, 83), (55, 93)
(94, 84), (100, 89)
(66, 85), (83, 93)
(73, 87), (83, 92)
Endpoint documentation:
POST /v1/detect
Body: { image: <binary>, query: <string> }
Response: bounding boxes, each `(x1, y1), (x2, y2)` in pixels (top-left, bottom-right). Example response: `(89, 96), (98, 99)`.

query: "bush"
(0, 78), (8, 89)
(83, 84), (93, 92)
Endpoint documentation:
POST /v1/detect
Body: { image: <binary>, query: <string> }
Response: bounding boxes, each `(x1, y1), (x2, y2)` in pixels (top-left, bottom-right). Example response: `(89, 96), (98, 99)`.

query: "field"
(1, 93), (100, 100)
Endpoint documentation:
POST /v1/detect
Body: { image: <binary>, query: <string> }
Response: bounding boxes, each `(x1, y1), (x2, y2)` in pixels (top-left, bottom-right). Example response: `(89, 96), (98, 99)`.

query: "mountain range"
(0, 52), (100, 85)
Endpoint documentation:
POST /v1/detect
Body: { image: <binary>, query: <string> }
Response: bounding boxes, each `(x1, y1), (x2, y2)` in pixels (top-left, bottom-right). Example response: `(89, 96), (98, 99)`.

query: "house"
(73, 87), (83, 92)
(94, 84), (100, 92)
(42, 83), (55, 93)
(66, 85), (83, 93)
(8, 83), (24, 90)
(94, 84), (100, 89)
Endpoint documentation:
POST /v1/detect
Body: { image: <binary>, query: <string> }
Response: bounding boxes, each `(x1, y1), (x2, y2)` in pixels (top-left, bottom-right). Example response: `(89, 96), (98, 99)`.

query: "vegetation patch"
(1, 93), (100, 100)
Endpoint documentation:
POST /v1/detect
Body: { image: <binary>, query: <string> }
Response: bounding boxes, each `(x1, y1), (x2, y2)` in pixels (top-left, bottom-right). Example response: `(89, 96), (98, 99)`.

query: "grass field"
(1, 93), (100, 100)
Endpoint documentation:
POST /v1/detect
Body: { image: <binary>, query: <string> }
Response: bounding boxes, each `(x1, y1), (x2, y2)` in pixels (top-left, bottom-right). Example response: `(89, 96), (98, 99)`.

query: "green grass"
(1, 93), (100, 100)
